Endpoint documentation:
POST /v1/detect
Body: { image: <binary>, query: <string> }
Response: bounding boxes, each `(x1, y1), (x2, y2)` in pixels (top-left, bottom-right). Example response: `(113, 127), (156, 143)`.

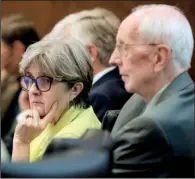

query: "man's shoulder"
(117, 72), (194, 123)
(116, 81), (194, 126)
(91, 77), (125, 94)
(144, 78), (194, 124)
(92, 67), (121, 87)
(112, 81), (194, 152)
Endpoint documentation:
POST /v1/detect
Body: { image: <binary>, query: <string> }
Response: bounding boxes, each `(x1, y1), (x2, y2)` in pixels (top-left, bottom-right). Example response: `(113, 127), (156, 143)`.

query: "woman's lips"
(32, 101), (43, 105)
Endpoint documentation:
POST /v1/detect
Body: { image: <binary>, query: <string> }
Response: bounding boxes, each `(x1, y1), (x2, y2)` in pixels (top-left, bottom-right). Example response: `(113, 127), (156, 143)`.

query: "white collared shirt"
(93, 66), (116, 85)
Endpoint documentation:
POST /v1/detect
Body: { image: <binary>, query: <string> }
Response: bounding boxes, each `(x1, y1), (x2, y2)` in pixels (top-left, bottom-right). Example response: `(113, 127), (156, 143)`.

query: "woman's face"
(26, 63), (72, 119)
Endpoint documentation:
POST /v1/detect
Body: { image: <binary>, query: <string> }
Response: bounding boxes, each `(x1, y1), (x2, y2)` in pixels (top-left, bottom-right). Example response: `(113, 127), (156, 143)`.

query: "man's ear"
(87, 44), (98, 63)
(153, 44), (172, 73)
(70, 82), (84, 101)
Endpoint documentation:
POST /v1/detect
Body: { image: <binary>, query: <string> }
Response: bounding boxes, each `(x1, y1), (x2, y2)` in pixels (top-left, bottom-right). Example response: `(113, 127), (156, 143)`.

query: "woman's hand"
(13, 102), (58, 144)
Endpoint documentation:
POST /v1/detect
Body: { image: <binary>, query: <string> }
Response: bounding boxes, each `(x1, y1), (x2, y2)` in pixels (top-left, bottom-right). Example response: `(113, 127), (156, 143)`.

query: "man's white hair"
(47, 8), (121, 67)
(131, 4), (194, 70)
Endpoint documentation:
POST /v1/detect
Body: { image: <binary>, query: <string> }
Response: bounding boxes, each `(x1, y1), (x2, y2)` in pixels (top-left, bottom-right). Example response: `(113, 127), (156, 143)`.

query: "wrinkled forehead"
(116, 14), (142, 44)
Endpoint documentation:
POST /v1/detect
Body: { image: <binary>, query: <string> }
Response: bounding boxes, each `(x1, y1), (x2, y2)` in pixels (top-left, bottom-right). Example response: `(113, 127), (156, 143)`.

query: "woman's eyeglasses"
(20, 75), (66, 92)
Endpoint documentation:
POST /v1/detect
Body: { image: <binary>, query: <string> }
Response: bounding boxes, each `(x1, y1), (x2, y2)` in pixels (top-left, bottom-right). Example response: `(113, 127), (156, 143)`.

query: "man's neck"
(93, 65), (108, 76)
(139, 71), (182, 103)
(140, 82), (169, 103)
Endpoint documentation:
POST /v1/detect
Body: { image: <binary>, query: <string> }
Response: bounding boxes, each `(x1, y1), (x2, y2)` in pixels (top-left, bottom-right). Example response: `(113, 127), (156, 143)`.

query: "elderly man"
(109, 4), (194, 177)
(46, 8), (132, 122)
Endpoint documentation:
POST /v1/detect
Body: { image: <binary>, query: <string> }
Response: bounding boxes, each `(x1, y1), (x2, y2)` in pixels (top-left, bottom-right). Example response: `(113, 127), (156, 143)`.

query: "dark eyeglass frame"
(20, 75), (67, 92)
(115, 43), (171, 58)
(115, 43), (160, 52)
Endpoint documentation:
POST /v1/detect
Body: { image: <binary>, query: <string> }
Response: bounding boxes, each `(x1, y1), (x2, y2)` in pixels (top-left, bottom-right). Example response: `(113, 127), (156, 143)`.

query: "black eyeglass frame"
(20, 75), (67, 92)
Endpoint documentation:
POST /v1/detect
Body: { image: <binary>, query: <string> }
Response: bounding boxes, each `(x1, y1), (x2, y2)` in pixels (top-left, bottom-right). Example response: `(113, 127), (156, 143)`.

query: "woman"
(12, 37), (101, 162)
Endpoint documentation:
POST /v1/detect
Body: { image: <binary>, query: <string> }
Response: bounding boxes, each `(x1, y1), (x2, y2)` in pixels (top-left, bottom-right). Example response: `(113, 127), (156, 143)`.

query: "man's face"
(109, 16), (156, 94)
(1, 40), (23, 75)
(1, 40), (13, 69)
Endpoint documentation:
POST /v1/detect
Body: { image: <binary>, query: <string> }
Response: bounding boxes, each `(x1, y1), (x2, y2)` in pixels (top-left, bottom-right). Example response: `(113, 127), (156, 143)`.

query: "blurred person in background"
(109, 4), (194, 177)
(1, 13), (40, 153)
(46, 8), (132, 122)
(12, 37), (101, 162)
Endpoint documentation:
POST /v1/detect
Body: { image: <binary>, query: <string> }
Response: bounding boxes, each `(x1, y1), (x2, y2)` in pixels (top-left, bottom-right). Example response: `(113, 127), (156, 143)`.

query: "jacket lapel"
(156, 72), (194, 105)
(111, 94), (146, 135)
(111, 72), (194, 135)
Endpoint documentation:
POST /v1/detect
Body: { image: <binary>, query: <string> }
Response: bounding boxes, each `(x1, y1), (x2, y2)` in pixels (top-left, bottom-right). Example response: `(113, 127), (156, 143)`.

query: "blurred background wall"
(2, 0), (195, 80)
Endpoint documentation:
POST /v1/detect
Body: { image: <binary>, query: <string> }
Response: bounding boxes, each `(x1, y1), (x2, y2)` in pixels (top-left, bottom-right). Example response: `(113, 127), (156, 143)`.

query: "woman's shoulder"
(55, 106), (101, 138)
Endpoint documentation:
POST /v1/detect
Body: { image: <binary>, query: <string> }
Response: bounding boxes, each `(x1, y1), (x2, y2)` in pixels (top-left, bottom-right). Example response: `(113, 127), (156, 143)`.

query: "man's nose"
(109, 48), (121, 66)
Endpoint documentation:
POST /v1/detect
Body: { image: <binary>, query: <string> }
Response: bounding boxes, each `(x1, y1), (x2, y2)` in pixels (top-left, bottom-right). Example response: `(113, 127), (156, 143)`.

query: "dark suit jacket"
(1, 77), (21, 155)
(1, 77), (21, 138)
(111, 72), (194, 177)
(89, 68), (132, 122)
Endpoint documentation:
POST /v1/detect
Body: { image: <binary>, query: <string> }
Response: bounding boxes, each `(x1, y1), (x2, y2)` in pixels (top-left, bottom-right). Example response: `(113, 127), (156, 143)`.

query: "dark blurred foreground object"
(1, 129), (113, 178)
(101, 110), (120, 132)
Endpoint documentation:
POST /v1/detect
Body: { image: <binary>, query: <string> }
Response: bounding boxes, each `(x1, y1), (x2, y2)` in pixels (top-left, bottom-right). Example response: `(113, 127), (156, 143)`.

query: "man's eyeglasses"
(115, 43), (160, 58)
(20, 75), (67, 92)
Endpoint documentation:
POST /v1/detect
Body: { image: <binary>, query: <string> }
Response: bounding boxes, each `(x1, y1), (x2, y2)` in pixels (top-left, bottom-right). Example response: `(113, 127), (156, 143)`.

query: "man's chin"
(124, 84), (134, 94)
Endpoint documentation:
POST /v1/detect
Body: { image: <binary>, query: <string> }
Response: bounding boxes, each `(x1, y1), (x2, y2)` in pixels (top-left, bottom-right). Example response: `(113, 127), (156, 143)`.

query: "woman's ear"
(70, 82), (84, 101)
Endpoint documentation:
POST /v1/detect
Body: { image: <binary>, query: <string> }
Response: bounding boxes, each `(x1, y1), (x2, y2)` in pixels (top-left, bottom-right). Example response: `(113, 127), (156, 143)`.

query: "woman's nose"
(29, 83), (40, 95)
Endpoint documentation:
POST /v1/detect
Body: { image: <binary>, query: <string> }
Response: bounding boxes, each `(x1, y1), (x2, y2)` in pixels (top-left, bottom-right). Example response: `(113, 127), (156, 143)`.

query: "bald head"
(111, 4), (194, 101)
(132, 4), (186, 18)
(119, 4), (194, 70)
